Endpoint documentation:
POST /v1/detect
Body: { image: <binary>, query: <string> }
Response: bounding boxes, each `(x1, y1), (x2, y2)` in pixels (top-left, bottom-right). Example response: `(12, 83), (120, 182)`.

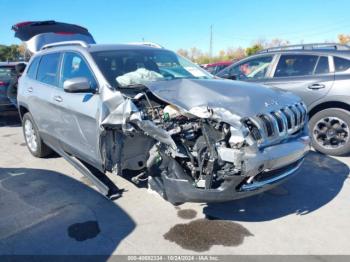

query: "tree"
(189, 47), (203, 61)
(175, 37), (291, 64)
(196, 55), (211, 65)
(245, 43), (263, 56)
(9, 45), (20, 60)
(338, 34), (350, 44)
(0, 45), (11, 61)
(176, 46), (247, 65)
(177, 48), (189, 58)
(225, 47), (245, 61)
(0, 44), (22, 61)
(267, 38), (290, 48)
(18, 43), (27, 59)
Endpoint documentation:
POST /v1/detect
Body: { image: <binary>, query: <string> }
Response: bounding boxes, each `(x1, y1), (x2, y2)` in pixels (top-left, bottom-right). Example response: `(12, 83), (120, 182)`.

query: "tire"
(309, 108), (350, 156)
(22, 112), (52, 158)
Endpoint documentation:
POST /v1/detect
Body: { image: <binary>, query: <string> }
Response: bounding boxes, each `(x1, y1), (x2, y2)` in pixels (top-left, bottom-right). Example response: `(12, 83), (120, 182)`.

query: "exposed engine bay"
(100, 83), (309, 203)
(135, 88), (240, 188)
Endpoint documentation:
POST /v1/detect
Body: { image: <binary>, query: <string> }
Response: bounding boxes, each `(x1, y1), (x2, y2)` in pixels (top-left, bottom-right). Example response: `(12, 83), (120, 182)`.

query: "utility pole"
(209, 24), (213, 58)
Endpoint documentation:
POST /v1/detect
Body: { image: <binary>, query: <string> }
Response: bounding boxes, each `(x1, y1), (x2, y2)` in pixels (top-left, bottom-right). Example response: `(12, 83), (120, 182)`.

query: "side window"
(37, 53), (61, 86)
(334, 57), (350, 72)
(314, 56), (330, 75)
(206, 66), (216, 74)
(274, 55), (318, 77)
(228, 56), (273, 80)
(60, 52), (97, 89)
(26, 56), (41, 79)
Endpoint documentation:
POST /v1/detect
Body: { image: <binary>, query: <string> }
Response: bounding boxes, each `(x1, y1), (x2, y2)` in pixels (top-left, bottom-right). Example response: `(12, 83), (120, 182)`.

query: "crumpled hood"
(146, 78), (302, 119)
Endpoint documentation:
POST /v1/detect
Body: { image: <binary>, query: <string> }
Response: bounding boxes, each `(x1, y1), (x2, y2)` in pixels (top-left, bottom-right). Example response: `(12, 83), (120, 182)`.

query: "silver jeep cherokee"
(15, 21), (309, 203)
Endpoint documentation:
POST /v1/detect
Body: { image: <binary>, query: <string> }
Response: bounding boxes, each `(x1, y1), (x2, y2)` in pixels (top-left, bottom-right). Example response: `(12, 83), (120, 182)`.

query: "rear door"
(264, 54), (334, 107)
(55, 51), (102, 168)
(23, 52), (62, 144)
(333, 56), (350, 84)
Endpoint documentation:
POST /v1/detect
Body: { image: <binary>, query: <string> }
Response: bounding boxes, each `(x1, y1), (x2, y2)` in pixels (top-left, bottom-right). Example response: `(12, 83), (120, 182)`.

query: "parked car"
(0, 62), (23, 111)
(217, 43), (350, 156)
(15, 21), (309, 203)
(204, 61), (232, 75)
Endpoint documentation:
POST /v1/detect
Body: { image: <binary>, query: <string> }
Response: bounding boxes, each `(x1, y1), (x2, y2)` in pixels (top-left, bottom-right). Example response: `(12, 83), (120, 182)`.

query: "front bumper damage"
(149, 133), (310, 203)
(97, 80), (310, 204)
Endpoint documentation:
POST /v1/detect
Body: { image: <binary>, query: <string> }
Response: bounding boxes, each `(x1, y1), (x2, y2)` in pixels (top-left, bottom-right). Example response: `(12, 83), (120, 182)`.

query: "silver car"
(218, 43), (350, 156)
(16, 21), (309, 203)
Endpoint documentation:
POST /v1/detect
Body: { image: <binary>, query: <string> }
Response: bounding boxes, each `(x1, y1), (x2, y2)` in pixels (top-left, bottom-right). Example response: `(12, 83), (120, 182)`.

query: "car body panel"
(146, 78), (302, 119)
(263, 73), (335, 107)
(53, 87), (102, 168)
(19, 69), (56, 138)
(263, 53), (335, 107)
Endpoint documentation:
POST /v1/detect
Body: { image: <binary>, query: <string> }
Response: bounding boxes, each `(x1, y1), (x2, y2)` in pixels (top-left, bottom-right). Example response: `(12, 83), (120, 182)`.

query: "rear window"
(0, 66), (16, 81)
(334, 57), (350, 72)
(37, 53), (61, 86)
(274, 55), (318, 77)
(26, 56), (41, 79)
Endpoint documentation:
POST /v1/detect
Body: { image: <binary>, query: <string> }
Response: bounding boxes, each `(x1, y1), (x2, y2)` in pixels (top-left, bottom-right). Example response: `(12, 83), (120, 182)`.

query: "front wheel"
(22, 112), (52, 157)
(309, 108), (350, 156)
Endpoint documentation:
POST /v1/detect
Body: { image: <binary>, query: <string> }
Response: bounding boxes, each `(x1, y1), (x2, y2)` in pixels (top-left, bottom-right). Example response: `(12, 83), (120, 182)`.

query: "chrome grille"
(246, 102), (307, 145)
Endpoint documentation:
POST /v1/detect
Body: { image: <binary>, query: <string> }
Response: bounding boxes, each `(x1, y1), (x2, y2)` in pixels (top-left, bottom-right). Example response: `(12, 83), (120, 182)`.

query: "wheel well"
(19, 106), (29, 119)
(309, 101), (350, 119)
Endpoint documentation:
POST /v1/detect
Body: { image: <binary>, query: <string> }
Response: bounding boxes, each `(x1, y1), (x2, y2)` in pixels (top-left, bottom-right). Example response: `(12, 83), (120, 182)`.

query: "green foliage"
(176, 38), (291, 65)
(245, 44), (263, 56)
(338, 34), (350, 44)
(177, 46), (245, 65)
(0, 44), (22, 61)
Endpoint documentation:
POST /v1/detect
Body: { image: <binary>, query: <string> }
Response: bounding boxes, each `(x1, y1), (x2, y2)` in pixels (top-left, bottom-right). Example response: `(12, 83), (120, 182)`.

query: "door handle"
(308, 83), (325, 90)
(53, 96), (63, 102)
(27, 87), (33, 93)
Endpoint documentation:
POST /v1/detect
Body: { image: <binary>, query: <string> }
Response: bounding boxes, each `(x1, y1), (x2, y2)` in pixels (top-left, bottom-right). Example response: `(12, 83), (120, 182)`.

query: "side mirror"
(221, 74), (237, 80)
(63, 77), (93, 93)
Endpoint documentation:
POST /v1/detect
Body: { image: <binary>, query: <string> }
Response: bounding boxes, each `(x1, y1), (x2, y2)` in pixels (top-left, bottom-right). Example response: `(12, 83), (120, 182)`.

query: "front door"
(217, 54), (275, 83)
(55, 51), (101, 168)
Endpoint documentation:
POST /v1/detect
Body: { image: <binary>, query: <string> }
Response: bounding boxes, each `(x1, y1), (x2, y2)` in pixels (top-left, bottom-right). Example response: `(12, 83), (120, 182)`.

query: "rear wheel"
(309, 108), (350, 156)
(22, 112), (52, 157)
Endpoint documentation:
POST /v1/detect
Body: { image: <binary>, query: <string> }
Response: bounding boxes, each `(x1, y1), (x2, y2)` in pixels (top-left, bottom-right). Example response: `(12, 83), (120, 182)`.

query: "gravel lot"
(0, 110), (349, 255)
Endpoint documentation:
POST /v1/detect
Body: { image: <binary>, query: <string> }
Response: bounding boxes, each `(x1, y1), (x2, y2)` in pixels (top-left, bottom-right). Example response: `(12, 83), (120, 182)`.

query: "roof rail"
(127, 41), (164, 49)
(258, 43), (350, 53)
(40, 40), (89, 50)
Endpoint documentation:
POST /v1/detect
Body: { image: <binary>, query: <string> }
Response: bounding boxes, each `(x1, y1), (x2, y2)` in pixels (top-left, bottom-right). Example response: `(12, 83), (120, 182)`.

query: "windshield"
(91, 49), (212, 87)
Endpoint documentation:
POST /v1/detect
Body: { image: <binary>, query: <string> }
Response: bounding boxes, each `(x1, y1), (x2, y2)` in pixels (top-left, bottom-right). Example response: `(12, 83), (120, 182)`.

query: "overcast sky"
(1, 0), (350, 54)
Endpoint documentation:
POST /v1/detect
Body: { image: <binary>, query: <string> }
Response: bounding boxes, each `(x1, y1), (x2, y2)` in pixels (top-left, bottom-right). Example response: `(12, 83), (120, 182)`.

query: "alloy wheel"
(24, 119), (38, 152)
(313, 116), (349, 149)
